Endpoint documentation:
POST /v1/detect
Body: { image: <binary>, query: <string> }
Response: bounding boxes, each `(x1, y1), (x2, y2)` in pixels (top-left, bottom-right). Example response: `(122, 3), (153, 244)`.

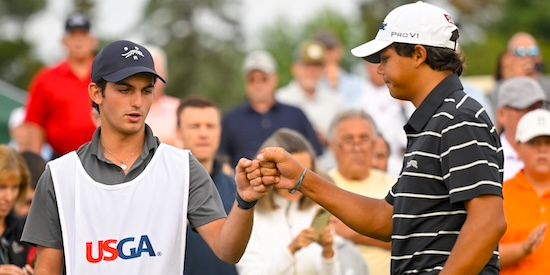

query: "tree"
(140, 0), (245, 110)
(0, 0), (46, 90)
(259, 7), (366, 88)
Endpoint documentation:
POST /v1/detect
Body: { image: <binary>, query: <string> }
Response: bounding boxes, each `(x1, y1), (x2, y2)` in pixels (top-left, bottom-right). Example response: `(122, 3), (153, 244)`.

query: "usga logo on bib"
(86, 235), (158, 263)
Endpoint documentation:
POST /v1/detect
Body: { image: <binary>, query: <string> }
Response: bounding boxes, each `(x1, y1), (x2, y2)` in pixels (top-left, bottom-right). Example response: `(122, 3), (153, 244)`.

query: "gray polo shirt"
(22, 125), (227, 250)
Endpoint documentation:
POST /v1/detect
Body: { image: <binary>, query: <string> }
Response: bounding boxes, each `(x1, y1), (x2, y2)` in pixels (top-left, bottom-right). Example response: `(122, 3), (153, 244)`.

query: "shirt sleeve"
(21, 166), (63, 249)
(186, 154), (228, 229)
(440, 113), (503, 204)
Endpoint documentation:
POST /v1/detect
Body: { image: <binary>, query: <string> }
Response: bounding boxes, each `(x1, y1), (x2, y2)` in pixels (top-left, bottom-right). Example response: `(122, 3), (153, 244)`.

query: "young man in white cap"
(252, 2), (506, 274)
(499, 109), (550, 274)
(22, 40), (270, 274)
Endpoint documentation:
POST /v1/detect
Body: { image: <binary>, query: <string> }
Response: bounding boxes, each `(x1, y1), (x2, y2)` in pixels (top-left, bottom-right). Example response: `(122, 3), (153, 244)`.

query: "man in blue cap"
(22, 40), (270, 274)
(21, 11), (97, 159)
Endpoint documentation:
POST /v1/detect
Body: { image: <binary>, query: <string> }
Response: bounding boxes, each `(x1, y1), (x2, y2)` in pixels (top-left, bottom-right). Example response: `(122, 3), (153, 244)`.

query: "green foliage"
(0, 39), (43, 90)
(0, 0), (45, 17)
(492, 0), (550, 39)
(0, 0), (46, 90)
(259, 7), (366, 88)
(461, 0), (550, 75)
(140, 0), (245, 111)
(358, 0), (408, 41)
(0, 0), (46, 143)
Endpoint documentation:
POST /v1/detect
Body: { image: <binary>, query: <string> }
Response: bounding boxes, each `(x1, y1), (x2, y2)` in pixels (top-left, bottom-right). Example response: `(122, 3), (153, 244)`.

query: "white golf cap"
(351, 1), (459, 63)
(243, 50), (277, 74)
(516, 109), (550, 143)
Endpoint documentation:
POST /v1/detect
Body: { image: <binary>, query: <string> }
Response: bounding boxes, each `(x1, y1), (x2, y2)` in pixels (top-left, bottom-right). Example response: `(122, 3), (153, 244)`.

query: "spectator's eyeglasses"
(512, 46), (539, 57)
(338, 136), (372, 151)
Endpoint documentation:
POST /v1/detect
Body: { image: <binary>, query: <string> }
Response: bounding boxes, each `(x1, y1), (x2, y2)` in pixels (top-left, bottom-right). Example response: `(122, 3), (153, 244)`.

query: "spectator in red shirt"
(20, 11), (97, 158)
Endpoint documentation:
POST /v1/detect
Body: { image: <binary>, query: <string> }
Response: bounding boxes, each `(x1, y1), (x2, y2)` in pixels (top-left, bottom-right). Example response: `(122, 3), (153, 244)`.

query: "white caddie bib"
(50, 144), (190, 275)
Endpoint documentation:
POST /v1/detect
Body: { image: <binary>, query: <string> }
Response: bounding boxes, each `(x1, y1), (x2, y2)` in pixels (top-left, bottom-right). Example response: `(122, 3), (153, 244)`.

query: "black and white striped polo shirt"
(386, 74), (503, 274)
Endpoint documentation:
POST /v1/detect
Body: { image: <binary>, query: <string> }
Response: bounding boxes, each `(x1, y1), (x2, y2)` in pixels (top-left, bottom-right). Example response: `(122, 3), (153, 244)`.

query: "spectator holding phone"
(237, 129), (367, 275)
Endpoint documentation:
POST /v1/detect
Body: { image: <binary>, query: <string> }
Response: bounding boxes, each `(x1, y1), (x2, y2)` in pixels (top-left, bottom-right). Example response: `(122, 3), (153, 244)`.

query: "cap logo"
(69, 14), (87, 26)
(122, 46), (145, 60)
(391, 32), (419, 39)
(307, 44), (323, 60)
(379, 22), (387, 30)
(444, 14), (456, 25)
(539, 117), (547, 126)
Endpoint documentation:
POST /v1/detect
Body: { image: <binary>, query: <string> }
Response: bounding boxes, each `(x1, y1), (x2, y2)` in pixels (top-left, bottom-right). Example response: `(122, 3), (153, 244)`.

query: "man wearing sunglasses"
(490, 32), (550, 122)
(502, 32), (547, 80)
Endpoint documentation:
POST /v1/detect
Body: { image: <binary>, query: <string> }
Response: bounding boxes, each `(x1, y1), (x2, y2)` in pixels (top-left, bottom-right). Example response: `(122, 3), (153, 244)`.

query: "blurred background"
(1, 0), (549, 143)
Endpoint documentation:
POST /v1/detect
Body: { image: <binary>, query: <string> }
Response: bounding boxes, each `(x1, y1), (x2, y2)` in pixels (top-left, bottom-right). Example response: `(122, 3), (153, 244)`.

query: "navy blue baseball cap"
(65, 11), (91, 32)
(91, 40), (166, 84)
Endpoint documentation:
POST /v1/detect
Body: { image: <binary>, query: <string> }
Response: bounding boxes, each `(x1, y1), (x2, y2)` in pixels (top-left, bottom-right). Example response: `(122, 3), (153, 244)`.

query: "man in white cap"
(499, 109), (550, 274)
(496, 76), (548, 181)
(252, 2), (506, 274)
(220, 50), (322, 168)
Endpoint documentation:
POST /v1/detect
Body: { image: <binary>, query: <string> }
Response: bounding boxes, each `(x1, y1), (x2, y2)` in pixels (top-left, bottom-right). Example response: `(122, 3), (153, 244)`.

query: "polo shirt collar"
(244, 99), (280, 114)
(406, 74), (463, 132)
(59, 60), (91, 80)
(513, 170), (533, 191)
(91, 124), (158, 163)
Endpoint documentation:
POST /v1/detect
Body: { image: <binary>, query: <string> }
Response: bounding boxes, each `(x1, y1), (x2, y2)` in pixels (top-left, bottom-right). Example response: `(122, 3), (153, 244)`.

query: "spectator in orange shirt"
(500, 109), (550, 275)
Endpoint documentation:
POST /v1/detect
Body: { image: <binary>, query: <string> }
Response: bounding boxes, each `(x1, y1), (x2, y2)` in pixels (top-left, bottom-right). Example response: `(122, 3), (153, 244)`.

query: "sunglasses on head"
(513, 46), (539, 57)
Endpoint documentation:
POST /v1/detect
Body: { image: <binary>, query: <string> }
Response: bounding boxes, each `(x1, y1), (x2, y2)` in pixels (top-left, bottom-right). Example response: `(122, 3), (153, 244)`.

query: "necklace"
(100, 140), (142, 171)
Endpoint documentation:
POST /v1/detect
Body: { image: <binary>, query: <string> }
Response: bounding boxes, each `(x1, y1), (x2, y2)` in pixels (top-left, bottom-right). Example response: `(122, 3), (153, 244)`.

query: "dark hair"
(494, 52), (506, 81)
(91, 78), (107, 113)
(176, 96), (220, 128)
(20, 151), (46, 189)
(393, 43), (464, 76)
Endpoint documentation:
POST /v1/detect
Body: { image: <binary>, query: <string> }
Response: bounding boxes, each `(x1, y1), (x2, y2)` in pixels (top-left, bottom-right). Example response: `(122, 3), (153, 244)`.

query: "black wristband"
(236, 193), (257, 210)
